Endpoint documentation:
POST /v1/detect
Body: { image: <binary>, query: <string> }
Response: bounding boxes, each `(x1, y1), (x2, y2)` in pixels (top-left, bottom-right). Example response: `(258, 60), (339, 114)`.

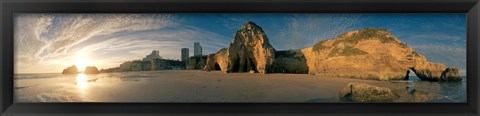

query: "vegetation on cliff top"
(313, 27), (396, 53)
(341, 27), (396, 44)
(312, 40), (328, 52)
(328, 46), (368, 57)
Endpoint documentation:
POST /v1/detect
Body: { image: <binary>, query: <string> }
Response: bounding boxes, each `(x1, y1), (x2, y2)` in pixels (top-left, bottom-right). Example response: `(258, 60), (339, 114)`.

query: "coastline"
(14, 70), (465, 102)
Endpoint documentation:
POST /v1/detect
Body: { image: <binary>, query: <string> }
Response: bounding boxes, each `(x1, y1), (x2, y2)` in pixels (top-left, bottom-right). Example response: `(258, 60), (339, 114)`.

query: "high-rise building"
(142, 50), (162, 61)
(194, 42), (203, 56)
(181, 48), (189, 62)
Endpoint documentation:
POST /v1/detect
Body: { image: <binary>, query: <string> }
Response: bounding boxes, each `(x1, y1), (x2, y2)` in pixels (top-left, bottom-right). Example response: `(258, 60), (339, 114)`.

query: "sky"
(14, 14), (466, 75)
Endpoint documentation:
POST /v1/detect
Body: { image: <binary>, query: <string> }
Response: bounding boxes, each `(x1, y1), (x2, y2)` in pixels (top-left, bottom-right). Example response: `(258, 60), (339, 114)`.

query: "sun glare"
(76, 59), (87, 72)
(76, 53), (90, 72)
(76, 74), (88, 89)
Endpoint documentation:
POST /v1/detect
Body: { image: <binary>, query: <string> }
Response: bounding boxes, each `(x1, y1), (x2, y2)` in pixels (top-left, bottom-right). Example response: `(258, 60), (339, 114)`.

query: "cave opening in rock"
(232, 57), (241, 72)
(404, 68), (421, 80)
(214, 63), (221, 70)
(242, 59), (249, 72)
(247, 58), (257, 73)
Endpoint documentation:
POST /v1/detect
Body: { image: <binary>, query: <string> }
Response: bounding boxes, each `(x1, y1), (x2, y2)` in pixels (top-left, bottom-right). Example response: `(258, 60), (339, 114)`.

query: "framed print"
(1, 0), (479, 115)
(12, 13), (467, 103)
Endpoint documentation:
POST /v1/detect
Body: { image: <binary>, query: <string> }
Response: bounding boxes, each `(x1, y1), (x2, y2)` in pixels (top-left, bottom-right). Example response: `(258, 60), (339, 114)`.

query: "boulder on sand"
(339, 82), (399, 102)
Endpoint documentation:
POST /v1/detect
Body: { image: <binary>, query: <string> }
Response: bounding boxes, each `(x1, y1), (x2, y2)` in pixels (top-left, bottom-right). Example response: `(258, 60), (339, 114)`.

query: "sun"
(75, 53), (89, 72)
(76, 59), (87, 72)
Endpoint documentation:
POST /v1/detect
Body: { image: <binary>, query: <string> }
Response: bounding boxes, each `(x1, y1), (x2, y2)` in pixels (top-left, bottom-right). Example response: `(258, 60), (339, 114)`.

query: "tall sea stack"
(205, 22), (276, 74)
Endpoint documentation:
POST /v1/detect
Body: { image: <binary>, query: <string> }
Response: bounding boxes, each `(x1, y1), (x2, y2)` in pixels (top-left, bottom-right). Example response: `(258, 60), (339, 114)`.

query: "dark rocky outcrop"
(84, 66), (100, 74)
(62, 65), (78, 74)
(187, 55), (208, 70)
(441, 67), (462, 81)
(272, 50), (308, 73)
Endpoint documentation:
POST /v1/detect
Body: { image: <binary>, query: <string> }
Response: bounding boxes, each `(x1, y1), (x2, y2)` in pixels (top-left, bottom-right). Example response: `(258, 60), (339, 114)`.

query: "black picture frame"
(1, 0), (479, 115)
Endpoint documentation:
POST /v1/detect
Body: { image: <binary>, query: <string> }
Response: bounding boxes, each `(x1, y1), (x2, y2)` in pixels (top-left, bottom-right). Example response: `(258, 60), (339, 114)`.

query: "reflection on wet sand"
(75, 74), (88, 89)
(75, 74), (89, 100)
(387, 80), (465, 102)
(14, 70), (466, 103)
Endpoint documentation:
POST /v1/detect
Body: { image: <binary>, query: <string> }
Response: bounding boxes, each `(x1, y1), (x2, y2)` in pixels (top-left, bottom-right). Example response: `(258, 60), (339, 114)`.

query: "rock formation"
(339, 82), (445, 102)
(62, 65), (79, 74)
(84, 66), (100, 74)
(204, 22), (276, 74)
(203, 54), (218, 71)
(272, 50), (308, 73)
(302, 28), (461, 81)
(339, 82), (399, 102)
(186, 55), (208, 70)
(204, 22), (461, 82)
(441, 67), (461, 81)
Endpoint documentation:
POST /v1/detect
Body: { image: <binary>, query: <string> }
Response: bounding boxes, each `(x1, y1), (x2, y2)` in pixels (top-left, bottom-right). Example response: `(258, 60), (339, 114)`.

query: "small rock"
(406, 86), (416, 94)
(441, 67), (462, 81)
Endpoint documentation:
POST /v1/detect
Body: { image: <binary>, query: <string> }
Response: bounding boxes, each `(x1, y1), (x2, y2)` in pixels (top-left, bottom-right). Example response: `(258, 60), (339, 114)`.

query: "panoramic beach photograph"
(13, 14), (466, 103)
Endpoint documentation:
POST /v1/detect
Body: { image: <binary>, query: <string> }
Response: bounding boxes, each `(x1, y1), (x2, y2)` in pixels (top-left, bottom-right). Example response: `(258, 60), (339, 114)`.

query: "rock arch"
(404, 68), (422, 80)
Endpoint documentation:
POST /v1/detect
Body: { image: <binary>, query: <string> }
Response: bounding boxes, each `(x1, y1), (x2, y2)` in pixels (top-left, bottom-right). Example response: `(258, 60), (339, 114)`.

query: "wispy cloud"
(14, 14), (466, 74)
(411, 45), (466, 75)
(270, 14), (363, 50)
(14, 14), (229, 73)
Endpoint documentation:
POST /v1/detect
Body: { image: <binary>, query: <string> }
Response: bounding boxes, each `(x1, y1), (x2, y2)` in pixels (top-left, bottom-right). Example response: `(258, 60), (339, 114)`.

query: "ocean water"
(393, 76), (467, 103)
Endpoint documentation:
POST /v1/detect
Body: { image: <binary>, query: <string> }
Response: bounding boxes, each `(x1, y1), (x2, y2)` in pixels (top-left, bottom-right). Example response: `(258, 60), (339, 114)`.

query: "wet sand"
(14, 70), (460, 102)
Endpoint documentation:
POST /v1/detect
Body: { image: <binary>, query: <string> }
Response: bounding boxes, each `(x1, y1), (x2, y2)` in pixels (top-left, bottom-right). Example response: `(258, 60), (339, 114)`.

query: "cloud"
(411, 45), (466, 75)
(14, 14), (229, 73)
(270, 14), (363, 50)
(14, 14), (466, 75)
(397, 33), (466, 49)
(215, 14), (257, 31)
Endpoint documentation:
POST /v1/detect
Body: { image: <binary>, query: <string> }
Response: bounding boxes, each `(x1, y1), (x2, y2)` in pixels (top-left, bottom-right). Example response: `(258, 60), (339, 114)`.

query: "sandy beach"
(14, 70), (465, 102)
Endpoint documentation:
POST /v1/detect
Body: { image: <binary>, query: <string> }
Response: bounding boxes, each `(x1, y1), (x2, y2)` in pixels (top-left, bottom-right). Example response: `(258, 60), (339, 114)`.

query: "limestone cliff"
(203, 22), (460, 82)
(205, 22), (276, 74)
(302, 28), (460, 81)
